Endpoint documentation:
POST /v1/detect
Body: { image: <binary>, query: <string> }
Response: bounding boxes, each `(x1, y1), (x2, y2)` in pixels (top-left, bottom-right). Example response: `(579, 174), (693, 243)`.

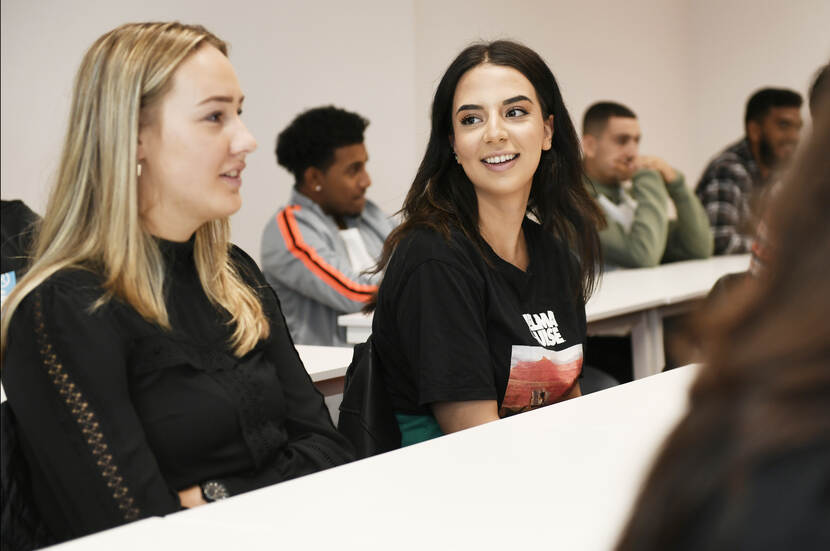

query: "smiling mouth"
(482, 153), (519, 165)
(221, 170), (240, 178)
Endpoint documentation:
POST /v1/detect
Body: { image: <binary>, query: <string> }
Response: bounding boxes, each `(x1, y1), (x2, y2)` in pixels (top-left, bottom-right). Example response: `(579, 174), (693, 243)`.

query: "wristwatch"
(200, 480), (230, 502)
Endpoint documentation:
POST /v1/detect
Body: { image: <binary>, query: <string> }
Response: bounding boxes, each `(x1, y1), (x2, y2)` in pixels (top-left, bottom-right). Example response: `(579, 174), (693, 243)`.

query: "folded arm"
(599, 169), (670, 268)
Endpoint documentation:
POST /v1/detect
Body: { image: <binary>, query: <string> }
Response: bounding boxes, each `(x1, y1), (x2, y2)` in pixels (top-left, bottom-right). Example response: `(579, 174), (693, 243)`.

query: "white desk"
(585, 255), (750, 378)
(295, 344), (353, 396)
(49, 365), (699, 550)
(339, 255), (750, 379)
(295, 344), (354, 423)
(44, 516), (264, 550)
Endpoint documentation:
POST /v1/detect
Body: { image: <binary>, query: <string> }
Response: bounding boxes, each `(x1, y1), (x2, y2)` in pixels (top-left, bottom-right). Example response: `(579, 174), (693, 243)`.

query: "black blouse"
(2, 239), (353, 542)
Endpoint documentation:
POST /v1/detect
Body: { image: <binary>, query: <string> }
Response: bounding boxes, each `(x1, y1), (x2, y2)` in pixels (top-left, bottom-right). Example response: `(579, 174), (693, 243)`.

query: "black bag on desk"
(337, 337), (400, 459)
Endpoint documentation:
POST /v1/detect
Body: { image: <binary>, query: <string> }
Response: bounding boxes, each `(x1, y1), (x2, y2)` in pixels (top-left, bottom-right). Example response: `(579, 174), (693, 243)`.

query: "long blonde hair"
(1, 22), (268, 359)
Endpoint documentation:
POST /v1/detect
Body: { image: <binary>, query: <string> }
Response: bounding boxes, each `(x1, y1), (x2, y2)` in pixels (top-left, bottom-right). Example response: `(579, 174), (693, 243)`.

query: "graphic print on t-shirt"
(522, 310), (566, 347)
(500, 344), (583, 417)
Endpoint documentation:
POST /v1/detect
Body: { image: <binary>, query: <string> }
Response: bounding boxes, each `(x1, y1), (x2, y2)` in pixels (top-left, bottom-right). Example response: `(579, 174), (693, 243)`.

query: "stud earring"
(314, 185), (322, 192)
(453, 152), (459, 164)
(137, 162), (142, 177)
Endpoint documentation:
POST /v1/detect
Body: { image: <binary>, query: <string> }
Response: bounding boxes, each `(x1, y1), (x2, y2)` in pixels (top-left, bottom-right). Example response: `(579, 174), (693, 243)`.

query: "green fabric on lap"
(395, 413), (443, 446)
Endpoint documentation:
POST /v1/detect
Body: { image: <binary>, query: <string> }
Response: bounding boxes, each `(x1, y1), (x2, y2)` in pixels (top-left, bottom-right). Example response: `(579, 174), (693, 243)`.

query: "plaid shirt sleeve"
(696, 161), (755, 255)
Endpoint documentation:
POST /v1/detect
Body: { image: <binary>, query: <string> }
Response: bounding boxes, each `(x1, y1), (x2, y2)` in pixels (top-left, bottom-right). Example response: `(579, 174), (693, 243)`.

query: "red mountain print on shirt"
(500, 344), (582, 417)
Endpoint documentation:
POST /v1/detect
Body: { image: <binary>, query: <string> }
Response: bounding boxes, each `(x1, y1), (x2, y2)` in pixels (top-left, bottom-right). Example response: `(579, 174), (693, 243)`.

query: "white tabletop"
(652, 254), (750, 305)
(150, 365), (693, 551)
(47, 365), (698, 550)
(44, 516), (264, 550)
(294, 344), (353, 382)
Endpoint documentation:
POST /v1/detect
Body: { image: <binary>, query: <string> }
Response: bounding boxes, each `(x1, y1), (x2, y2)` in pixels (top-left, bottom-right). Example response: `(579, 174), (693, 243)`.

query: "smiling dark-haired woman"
(368, 40), (605, 446)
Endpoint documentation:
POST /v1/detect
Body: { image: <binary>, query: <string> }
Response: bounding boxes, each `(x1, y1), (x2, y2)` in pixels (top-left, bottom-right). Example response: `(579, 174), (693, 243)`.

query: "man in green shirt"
(582, 102), (713, 268)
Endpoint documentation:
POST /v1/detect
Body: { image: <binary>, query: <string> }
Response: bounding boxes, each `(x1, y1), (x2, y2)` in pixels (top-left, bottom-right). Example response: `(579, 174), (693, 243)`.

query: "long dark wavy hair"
(616, 111), (830, 549)
(368, 40), (603, 310)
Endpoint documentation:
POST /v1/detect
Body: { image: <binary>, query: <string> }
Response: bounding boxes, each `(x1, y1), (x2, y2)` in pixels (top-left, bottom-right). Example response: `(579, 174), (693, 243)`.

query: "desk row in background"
(338, 255), (751, 380)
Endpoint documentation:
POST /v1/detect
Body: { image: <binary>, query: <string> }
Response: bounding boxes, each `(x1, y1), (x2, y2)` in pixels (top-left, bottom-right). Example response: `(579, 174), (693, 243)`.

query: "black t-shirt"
(373, 218), (586, 417)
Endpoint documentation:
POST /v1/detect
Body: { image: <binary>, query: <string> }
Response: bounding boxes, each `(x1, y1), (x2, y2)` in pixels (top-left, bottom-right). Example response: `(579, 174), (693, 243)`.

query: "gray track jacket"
(261, 191), (395, 346)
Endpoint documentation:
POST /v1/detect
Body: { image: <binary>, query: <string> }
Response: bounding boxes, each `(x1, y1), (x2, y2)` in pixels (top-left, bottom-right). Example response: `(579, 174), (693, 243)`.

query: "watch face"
(202, 481), (230, 502)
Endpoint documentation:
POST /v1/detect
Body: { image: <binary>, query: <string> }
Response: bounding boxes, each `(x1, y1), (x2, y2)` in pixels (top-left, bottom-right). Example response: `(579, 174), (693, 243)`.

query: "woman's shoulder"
(229, 243), (259, 270)
(227, 244), (279, 308)
(396, 224), (479, 268)
(229, 243), (270, 287)
(378, 225), (486, 303)
(7, 266), (120, 336)
(30, 266), (107, 305)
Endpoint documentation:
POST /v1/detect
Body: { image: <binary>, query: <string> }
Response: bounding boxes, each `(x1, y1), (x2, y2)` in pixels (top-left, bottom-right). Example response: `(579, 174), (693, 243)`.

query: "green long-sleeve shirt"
(586, 169), (713, 268)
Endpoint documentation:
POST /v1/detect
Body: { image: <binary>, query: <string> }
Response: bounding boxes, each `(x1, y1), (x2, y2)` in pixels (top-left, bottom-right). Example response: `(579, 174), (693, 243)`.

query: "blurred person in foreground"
(616, 108), (830, 550)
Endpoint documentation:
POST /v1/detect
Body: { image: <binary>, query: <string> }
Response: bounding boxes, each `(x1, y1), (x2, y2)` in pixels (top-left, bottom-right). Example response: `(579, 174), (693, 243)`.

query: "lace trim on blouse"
(34, 291), (141, 521)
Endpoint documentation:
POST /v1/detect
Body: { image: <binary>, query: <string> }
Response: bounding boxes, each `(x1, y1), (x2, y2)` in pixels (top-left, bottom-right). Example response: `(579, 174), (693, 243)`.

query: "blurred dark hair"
(582, 101), (637, 136)
(368, 40), (603, 310)
(808, 62), (830, 117)
(616, 110), (830, 550)
(744, 87), (802, 127)
(275, 105), (369, 186)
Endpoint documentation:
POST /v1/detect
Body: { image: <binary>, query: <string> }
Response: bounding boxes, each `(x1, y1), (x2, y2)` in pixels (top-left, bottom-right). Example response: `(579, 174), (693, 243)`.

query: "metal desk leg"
(630, 309), (665, 379)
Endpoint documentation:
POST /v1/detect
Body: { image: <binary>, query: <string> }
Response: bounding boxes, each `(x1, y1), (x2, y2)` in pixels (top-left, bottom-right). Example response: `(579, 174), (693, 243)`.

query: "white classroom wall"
(2, 0), (828, 262)
(0, 0), (418, 259)
(688, 0), (830, 174)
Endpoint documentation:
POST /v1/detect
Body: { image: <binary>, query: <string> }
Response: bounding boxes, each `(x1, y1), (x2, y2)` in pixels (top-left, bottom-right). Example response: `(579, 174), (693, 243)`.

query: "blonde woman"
(0, 22), (352, 543)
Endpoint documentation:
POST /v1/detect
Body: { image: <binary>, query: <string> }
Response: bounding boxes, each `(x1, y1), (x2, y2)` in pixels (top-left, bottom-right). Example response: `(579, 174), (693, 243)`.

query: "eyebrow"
(198, 95), (245, 106)
(456, 95), (533, 114)
(503, 95), (532, 106)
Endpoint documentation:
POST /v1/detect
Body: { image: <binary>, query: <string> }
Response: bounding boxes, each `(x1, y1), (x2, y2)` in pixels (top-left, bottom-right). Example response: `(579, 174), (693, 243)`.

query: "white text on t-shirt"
(522, 310), (566, 347)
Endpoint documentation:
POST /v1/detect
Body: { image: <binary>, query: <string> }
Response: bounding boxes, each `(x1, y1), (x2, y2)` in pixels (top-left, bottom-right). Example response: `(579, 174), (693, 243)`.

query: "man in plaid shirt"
(696, 88), (803, 255)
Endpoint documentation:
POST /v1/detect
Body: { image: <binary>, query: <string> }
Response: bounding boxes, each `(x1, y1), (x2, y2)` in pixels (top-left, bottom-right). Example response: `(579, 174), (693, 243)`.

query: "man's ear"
(746, 120), (761, 144)
(582, 134), (596, 158)
(542, 115), (554, 150)
(302, 166), (324, 192)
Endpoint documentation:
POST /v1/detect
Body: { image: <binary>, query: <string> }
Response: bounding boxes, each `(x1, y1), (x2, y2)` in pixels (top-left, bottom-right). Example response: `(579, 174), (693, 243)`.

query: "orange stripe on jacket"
(276, 206), (376, 303)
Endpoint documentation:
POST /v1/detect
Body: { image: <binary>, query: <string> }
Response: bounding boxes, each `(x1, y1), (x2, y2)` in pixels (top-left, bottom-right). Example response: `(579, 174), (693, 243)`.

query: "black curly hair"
(275, 105), (369, 187)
